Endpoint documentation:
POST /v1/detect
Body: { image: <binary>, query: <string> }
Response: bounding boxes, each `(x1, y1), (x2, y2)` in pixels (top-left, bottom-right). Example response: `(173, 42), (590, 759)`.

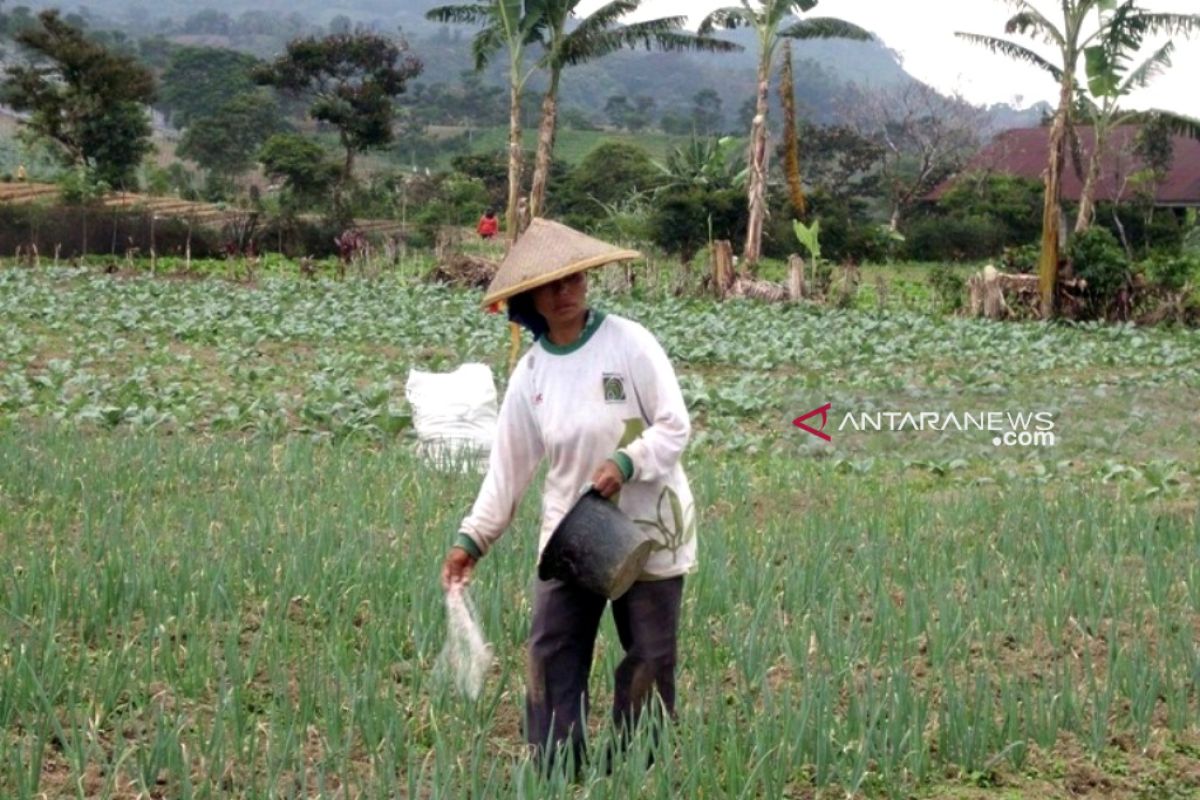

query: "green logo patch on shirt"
(602, 373), (627, 403)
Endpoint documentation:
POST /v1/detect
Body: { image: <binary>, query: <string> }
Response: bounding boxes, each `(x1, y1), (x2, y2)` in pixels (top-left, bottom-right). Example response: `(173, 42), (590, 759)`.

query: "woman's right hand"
(442, 547), (477, 591)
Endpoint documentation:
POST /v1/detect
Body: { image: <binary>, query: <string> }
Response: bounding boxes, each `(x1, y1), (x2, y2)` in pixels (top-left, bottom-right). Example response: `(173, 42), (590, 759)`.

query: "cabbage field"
(2, 265), (1199, 798)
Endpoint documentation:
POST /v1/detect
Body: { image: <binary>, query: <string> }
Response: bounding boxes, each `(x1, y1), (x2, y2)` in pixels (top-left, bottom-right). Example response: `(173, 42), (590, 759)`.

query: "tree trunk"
(506, 80), (523, 248)
(888, 206), (901, 233)
(1038, 81), (1071, 319)
(779, 43), (805, 217)
(1074, 127), (1105, 234)
(1112, 206), (1133, 258)
(529, 70), (562, 220)
(743, 54), (771, 268)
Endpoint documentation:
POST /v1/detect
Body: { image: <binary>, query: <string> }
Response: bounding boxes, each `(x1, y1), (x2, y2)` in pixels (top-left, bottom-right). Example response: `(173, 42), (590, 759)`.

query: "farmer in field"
(476, 208), (499, 240)
(441, 218), (697, 776)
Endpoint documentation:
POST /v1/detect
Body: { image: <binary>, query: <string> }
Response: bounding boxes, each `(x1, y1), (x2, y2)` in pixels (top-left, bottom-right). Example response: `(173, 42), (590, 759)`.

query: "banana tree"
(527, 0), (741, 220)
(700, 0), (871, 268)
(958, 0), (1200, 318)
(1075, 27), (1200, 232)
(651, 135), (747, 194)
(427, 0), (548, 246)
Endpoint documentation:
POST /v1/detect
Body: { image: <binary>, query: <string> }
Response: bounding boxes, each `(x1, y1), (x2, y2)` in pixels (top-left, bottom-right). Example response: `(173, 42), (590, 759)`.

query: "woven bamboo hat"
(482, 219), (641, 308)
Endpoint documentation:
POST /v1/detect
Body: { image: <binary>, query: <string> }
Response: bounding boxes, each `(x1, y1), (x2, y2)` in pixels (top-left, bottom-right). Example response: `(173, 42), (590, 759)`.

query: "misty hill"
(3, 0), (1046, 132)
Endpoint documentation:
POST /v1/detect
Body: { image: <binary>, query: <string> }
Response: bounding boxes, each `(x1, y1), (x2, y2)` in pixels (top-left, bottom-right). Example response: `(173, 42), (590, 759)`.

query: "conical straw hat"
(482, 219), (641, 307)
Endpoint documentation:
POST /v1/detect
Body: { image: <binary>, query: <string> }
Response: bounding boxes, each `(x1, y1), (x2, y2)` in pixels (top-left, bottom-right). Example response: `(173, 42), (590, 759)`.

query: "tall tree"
(700, 0), (871, 267)
(157, 46), (261, 129)
(2, 9), (155, 187)
(256, 30), (423, 186)
(427, 1), (548, 246)
(178, 91), (287, 181)
(605, 94), (632, 128)
(257, 133), (340, 208)
(958, 1), (1199, 318)
(628, 95), (656, 132)
(842, 82), (983, 231)
(691, 88), (725, 136)
(526, 0), (739, 220)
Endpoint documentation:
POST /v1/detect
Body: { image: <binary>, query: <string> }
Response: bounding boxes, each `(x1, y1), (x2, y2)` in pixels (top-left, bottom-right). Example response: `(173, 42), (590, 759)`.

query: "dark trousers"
(523, 575), (684, 775)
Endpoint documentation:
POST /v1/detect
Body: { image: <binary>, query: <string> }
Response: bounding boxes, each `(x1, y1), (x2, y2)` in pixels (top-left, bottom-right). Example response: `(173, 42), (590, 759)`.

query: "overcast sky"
(574, 0), (1200, 118)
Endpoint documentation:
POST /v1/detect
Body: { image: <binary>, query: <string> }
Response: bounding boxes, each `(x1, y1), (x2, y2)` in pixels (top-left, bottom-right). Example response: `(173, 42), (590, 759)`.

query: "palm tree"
(527, 0), (741, 220)
(427, 0), (548, 246)
(1074, 37), (1200, 233)
(700, 1), (871, 268)
(957, 1), (1199, 318)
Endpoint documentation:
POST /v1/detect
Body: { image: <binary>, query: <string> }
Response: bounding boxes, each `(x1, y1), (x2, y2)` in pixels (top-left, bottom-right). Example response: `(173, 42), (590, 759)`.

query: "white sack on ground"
(405, 363), (496, 473)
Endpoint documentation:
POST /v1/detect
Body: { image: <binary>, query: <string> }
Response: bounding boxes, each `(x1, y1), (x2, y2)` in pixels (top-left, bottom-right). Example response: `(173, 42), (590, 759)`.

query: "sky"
(574, 0), (1200, 118)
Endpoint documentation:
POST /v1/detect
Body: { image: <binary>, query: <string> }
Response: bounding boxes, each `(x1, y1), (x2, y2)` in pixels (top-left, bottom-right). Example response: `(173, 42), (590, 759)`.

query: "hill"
(1, 0), (1048, 173)
(5, 0), (1036, 130)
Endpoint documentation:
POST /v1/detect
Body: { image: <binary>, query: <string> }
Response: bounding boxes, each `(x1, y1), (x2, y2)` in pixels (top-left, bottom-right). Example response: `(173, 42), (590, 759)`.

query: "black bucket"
(537, 488), (655, 600)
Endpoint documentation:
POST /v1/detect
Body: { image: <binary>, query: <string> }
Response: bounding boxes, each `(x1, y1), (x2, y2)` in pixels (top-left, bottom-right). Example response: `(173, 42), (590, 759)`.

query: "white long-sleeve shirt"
(456, 309), (697, 580)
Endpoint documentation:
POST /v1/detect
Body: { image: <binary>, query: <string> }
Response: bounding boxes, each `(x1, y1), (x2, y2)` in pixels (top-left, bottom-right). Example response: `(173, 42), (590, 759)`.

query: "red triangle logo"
(793, 402), (832, 442)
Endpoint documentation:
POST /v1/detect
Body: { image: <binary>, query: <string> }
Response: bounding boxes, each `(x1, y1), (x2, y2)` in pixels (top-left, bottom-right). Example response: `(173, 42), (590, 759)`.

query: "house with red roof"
(929, 126), (1200, 210)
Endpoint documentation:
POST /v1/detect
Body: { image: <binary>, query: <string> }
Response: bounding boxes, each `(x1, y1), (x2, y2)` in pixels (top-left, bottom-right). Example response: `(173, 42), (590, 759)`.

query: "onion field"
(2, 266), (1199, 798)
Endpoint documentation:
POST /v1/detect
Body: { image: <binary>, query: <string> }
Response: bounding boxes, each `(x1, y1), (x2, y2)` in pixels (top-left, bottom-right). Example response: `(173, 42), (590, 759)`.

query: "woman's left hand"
(591, 460), (625, 499)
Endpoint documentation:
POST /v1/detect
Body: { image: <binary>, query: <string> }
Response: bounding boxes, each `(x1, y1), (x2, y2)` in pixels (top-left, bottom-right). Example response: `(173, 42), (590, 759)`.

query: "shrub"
(1000, 242), (1041, 273)
(449, 150), (571, 212)
(1069, 227), (1129, 303)
(354, 170), (489, 249)
(557, 141), (662, 228)
(56, 165), (110, 205)
(1182, 225), (1200, 256)
(560, 107), (601, 131)
(929, 264), (966, 313)
(904, 216), (1009, 262)
(781, 189), (885, 264)
(1141, 252), (1200, 292)
(933, 173), (1044, 246)
(1092, 202), (1184, 256)
(650, 186), (746, 263)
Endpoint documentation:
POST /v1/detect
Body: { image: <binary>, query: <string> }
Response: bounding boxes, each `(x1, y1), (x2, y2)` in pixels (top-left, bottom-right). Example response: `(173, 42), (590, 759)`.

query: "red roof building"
(929, 126), (1200, 208)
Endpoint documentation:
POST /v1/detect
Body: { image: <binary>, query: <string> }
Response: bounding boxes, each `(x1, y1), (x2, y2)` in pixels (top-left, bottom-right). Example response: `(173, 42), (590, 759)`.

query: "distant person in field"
(441, 219), (696, 779)
(477, 208), (499, 240)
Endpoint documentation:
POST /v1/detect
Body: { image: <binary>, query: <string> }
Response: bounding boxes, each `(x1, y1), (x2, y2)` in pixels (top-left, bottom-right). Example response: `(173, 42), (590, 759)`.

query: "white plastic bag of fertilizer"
(405, 363), (497, 473)
(437, 582), (493, 701)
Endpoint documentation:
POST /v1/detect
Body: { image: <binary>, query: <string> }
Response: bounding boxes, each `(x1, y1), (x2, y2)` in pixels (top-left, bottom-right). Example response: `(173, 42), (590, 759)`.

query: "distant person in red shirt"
(477, 209), (499, 240)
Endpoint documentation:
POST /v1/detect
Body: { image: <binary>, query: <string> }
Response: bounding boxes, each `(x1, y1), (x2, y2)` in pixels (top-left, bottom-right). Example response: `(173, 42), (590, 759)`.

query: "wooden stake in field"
(505, 211), (524, 376)
(712, 240), (735, 300)
(787, 254), (805, 301)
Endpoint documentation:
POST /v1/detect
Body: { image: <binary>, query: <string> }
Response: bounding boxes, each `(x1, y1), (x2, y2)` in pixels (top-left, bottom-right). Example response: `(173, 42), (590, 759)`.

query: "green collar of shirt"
(538, 308), (607, 356)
